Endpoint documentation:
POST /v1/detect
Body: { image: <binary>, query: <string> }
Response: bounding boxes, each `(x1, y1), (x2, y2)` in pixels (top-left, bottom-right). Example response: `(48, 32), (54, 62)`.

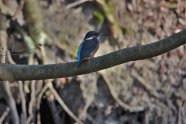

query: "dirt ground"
(0, 0), (186, 124)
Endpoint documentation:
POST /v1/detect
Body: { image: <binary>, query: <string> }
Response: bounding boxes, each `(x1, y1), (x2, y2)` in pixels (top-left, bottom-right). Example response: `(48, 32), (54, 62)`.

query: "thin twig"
(131, 70), (163, 100)
(36, 83), (48, 124)
(99, 72), (145, 112)
(47, 83), (83, 124)
(0, 15), (20, 124)
(6, 51), (27, 124)
(27, 80), (36, 124)
(12, 0), (25, 21)
(65, 0), (93, 9)
(18, 81), (27, 124)
(0, 107), (10, 123)
(36, 84), (48, 110)
(47, 93), (62, 124)
(3, 81), (20, 124)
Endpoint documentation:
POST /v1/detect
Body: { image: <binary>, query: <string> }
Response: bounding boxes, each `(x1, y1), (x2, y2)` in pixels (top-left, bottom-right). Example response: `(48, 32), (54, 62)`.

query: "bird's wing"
(78, 38), (99, 61)
(77, 42), (83, 60)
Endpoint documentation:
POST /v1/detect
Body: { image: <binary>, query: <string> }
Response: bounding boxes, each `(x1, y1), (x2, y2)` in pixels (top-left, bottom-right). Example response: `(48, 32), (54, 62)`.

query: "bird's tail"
(77, 60), (82, 67)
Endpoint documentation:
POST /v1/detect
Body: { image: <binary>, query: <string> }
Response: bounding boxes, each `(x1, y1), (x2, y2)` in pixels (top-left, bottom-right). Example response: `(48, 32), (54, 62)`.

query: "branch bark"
(0, 29), (186, 81)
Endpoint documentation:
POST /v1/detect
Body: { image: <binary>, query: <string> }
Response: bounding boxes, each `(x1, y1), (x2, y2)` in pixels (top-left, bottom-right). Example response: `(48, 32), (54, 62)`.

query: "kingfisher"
(77, 31), (104, 66)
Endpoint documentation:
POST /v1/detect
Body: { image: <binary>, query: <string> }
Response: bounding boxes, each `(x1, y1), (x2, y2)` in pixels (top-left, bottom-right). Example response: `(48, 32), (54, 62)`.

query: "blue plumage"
(77, 31), (101, 66)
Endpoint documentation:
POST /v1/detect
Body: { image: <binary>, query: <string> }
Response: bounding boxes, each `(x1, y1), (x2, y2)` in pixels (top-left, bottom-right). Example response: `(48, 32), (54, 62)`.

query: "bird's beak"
(99, 33), (109, 36)
(97, 33), (108, 40)
(99, 34), (108, 36)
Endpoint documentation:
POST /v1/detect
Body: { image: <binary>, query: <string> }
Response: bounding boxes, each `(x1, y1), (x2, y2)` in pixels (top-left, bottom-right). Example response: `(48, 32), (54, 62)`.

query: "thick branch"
(0, 29), (186, 81)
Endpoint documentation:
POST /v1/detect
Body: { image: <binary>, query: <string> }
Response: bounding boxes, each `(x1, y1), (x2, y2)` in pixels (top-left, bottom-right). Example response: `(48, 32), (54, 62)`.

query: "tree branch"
(0, 29), (186, 81)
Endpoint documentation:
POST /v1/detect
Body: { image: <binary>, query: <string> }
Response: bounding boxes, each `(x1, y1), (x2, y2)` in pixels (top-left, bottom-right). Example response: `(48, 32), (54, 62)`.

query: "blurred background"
(0, 0), (186, 124)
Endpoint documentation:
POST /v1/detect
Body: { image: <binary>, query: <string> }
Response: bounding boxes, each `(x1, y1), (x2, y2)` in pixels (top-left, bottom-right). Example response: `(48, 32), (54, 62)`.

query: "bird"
(77, 31), (104, 66)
